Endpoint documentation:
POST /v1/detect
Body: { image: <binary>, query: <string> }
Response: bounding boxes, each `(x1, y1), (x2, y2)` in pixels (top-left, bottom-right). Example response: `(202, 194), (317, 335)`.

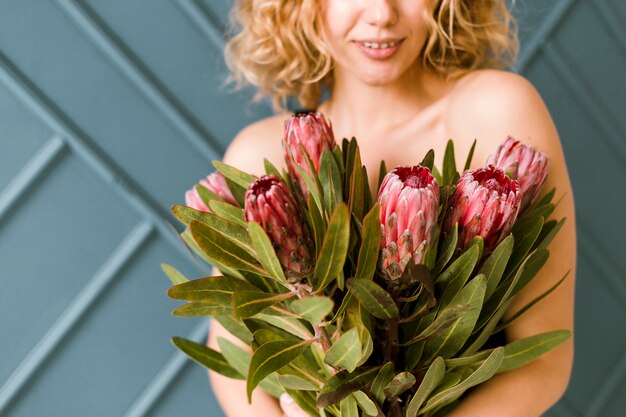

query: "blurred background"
(0, 0), (624, 416)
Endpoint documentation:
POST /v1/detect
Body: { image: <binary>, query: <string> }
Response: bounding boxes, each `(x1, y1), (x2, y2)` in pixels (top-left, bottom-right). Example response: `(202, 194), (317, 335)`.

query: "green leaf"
(535, 218), (565, 250)
(346, 278), (399, 319)
(422, 275), (487, 361)
(499, 330), (571, 373)
(510, 248), (549, 296)
(505, 216), (544, 278)
(168, 275), (258, 302)
(264, 158), (282, 178)
(399, 304), (470, 347)
(181, 228), (244, 279)
(277, 374), (319, 391)
(479, 234), (514, 301)
(325, 328), (362, 373)
(172, 337), (242, 379)
(161, 263), (188, 285)
(340, 393), (359, 417)
(370, 362), (395, 405)
(214, 315), (253, 344)
(248, 222), (287, 283)
(377, 160), (388, 190)
(442, 140), (457, 186)
(348, 149), (365, 221)
(190, 220), (265, 275)
(313, 203), (351, 292)
(317, 366), (381, 407)
(421, 348), (504, 414)
(255, 313), (314, 340)
(195, 183), (220, 207)
(213, 160), (257, 188)
(434, 223), (458, 275)
(173, 302), (230, 317)
(356, 204), (381, 280)
(289, 296), (334, 325)
(421, 149), (435, 170)
(352, 391), (378, 416)
(445, 349), (494, 368)
(463, 139), (477, 171)
(208, 200), (246, 226)
(383, 372), (416, 398)
(320, 150), (344, 215)
(531, 187), (556, 210)
(233, 290), (294, 319)
(405, 357), (446, 417)
(247, 339), (314, 402)
(436, 243), (480, 309)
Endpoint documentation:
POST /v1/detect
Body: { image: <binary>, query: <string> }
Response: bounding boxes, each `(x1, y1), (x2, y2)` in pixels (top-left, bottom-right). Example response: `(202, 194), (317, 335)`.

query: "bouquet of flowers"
(164, 112), (570, 417)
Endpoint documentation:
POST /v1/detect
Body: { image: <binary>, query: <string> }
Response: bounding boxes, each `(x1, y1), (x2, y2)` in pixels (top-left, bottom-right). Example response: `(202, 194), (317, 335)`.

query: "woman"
(207, 1), (576, 416)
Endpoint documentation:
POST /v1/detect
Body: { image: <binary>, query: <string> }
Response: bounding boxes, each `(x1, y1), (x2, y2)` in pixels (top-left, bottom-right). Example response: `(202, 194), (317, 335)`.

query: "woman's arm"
(444, 70), (576, 416)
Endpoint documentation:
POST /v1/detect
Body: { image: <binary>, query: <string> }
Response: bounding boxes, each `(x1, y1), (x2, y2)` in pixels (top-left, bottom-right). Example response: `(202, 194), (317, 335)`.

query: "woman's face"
(320, 0), (429, 85)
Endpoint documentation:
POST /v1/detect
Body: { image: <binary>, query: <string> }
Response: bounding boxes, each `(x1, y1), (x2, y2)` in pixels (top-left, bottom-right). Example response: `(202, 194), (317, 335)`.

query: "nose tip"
(365, 0), (399, 27)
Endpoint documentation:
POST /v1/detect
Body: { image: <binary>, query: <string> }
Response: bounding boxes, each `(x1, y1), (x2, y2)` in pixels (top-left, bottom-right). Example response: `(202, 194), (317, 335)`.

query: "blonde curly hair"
(224, 0), (518, 111)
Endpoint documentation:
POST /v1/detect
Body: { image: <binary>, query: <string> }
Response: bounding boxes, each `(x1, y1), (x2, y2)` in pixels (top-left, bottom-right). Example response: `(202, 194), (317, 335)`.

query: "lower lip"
(354, 41), (403, 60)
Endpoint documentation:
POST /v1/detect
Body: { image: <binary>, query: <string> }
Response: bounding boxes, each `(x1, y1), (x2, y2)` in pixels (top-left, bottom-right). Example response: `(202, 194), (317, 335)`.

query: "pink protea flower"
(486, 136), (550, 211)
(282, 112), (336, 194)
(378, 166), (440, 282)
(444, 166), (522, 250)
(244, 175), (314, 280)
(185, 171), (238, 211)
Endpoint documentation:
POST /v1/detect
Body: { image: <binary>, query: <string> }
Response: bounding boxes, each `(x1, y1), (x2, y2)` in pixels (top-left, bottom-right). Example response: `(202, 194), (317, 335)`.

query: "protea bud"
(282, 112), (335, 194)
(185, 171), (238, 211)
(486, 136), (549, 211)
(444, 166), (522, 250)
(378, 166), (440, 282)
(244, 175), (314, 280)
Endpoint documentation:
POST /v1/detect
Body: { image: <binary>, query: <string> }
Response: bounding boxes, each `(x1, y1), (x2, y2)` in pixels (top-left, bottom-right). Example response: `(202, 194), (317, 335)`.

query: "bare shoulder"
(445, 69), (561, 162)
(222, 112), (289, 175)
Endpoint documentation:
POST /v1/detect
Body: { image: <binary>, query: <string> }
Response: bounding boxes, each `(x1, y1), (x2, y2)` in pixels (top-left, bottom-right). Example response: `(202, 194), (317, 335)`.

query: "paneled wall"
(0, 1), (623, 416)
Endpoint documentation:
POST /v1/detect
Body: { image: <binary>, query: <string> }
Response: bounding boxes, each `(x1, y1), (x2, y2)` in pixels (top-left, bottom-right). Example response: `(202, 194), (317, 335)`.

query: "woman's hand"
(279, 393), (310, 417)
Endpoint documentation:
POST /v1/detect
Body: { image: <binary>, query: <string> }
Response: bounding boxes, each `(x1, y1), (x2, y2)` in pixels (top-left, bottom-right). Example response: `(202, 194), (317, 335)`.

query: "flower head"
(444, 166), (521, 250)
(378, 166), (440, 282)
(244, 175), (314, 279)
(283, 112), (335, 194)
(486, 136), (549, 211)
(185, 171), (238, 211)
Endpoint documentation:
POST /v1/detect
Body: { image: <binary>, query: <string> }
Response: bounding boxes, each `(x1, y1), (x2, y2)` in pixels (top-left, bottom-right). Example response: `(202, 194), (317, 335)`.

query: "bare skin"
(208, 2), (575, 416)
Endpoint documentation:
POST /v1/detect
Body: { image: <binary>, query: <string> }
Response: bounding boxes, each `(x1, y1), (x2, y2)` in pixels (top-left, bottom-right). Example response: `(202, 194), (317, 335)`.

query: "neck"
(319, 64), (451, 141)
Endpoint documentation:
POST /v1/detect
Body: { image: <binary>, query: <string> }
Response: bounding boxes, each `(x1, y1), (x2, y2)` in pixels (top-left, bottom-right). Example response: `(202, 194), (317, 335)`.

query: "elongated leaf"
(504, 216), (544, 278)
(195, 183), (220, 207)
(445, 349), (494, 368)
(208, 200), (246, 226)
(317, 366), (381, 407)
(405, 357), (446, 417)
(346, 278), (399, 319)
(463, 139), (477, 171)
(233, 290), (294, 319)
(399, 304), (469, 347)
(383, 372), (416, 398)
(352, 391), (378, 416)
(536, 218), (565, 250)
(190, 220), (265, 275)
(499, 330), (571, 373)
(422, 275), (486, 361)
(442, 140), (457, 186)
(213, 160), (257, 188)
(421, 348), (504, 414)
(510, 248), (549, 296)
(277, 374), (319, 391)
(421, 149), (435, 170)
(340, 393), (358, 417)
(370, 362), (395, 405)
(356, 204), (381, 280)
(434, 224), (458, 275)
(248, 222), (287, 283)
(173, 301), (230, 317)
(436, 243), (480, 310)
(161, 263), (188, 285)
(289, 296), (334, 325)
(255, 313), (314, 340)
(168, 275), (258, 301)
(313, 204), (351, 292)
(377, 160), (388, 190)
(325, 327), (361, 373)
(172, 337), (242, 379)
(181, 228), (244, 279)
(214, 315), (253, 344)
(348, 144), (365, 221)
(479, 234), (514, 301)
(264, 158), (282, 178)
(320, 150), (343, 215)
(247, 339), (314, 402)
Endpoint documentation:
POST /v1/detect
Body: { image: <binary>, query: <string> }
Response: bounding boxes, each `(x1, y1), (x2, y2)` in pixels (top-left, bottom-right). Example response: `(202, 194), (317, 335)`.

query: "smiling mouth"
(357, 40), (403, 49)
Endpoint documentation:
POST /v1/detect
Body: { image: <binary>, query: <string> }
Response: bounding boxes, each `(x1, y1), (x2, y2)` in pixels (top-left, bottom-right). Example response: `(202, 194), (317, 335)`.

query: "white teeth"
(360, 41), (400, 49)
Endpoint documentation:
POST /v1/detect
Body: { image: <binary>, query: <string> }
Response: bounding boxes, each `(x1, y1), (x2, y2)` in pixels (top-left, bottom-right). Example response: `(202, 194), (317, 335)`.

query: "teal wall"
(0, 1), (624, 416)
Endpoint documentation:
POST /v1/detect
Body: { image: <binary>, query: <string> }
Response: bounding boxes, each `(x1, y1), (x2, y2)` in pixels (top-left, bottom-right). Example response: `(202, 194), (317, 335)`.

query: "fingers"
(279, 393), (310, 417)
